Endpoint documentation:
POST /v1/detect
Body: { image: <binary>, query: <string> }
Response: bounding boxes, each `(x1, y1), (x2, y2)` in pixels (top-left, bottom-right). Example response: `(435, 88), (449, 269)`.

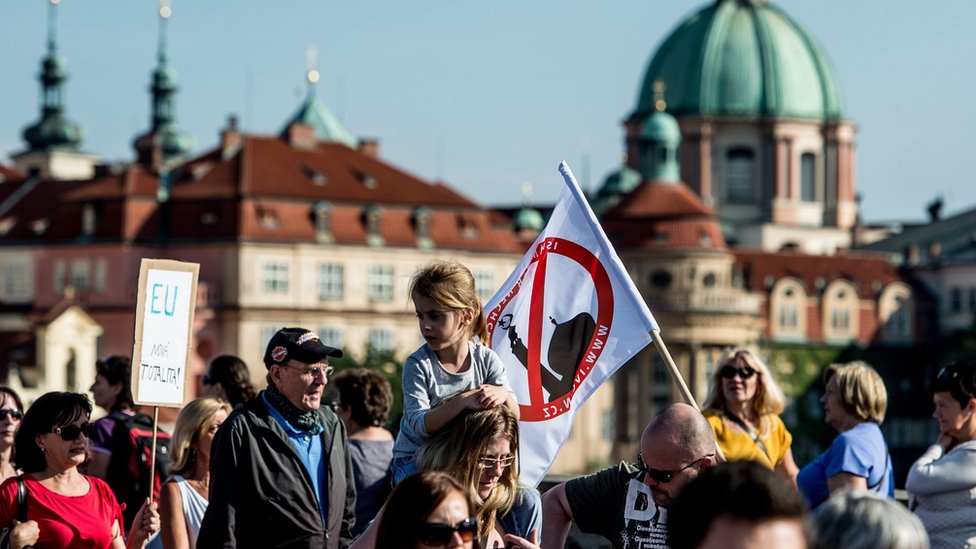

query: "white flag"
(485, 161), (659, 486)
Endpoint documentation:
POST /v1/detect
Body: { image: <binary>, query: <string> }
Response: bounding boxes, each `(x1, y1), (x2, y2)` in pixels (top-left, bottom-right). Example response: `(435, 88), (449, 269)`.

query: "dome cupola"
(634, 0), (844, 122)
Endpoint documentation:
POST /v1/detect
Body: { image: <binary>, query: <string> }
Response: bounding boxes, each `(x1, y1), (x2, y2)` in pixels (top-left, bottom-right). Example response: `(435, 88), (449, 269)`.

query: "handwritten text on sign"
(137, 269), (193, 404)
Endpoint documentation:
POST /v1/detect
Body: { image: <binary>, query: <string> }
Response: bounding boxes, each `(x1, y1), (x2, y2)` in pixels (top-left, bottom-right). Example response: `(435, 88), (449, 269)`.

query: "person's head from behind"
(15, 392), (93, 473)
(931, 361), (976, 442)
(822, 361), (887, 431)
(417, 405), (519, 540)
(410, 261), (487, 348)
(0, 387), (25, 451)
(813, 491), (928, 549)
(668, 461), (811, 549)
(205, 355), (257, 407)
(170, 397), (232, 476)
(704, 348), (786, 417)
(263, 327), (343, 412)
(332, 368), (393, 431)
(637, 403), (718, 508)
(91, 355), (134, 412)
(376, 470), (479, 549)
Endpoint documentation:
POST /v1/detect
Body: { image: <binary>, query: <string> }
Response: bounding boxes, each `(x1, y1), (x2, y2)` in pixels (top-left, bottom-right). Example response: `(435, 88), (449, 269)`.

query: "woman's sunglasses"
(418, 517), (478, 546)
(0, 409), (22, 421)
(52, 422), (95, 441)
(719, 365), (756, 380)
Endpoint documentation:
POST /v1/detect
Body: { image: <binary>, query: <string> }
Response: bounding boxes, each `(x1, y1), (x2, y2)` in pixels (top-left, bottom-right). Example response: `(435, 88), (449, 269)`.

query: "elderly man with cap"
(198, 327), (356, 549)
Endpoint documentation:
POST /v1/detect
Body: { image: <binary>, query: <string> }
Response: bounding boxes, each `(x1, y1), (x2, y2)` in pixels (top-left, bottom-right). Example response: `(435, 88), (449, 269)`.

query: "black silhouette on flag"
(502, 312), (596, 402)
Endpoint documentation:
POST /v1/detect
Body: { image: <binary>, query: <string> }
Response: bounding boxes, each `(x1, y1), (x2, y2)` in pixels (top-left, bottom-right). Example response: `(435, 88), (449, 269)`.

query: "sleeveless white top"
(146, 475), (208, 549)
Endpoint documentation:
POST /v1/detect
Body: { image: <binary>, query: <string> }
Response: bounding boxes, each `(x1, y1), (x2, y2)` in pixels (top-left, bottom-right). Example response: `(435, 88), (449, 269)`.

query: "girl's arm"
(159, 480), (189, 549)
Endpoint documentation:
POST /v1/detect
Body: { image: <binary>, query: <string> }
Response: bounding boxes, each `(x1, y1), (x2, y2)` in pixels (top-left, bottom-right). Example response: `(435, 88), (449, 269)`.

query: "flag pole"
(650, 329), (726, 462)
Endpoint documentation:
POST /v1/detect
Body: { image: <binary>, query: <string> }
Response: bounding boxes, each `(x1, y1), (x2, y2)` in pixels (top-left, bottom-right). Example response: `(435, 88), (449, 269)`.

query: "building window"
(318, 263), (344, 300)
(602, 409), (615, 442)
(1, 260), (30, 300)
(260, 324), (280, 355)
(319, 326), (344, 349)
(260, 261), (289, 294)
(880, 284), (914, 343)
(771, 280), (806, 342)
(94, 258), (108, 293)
(71, 260), (90, 291)
(725, 148), (755, 204)
(368, 265), (394, 302)
(950, 287), (962, 314)
(368, 328), (395, 353)
(53, 260), (66, 295)
(473, 269), (494, 303)
(824, 282), (858, 342)
(800, 153), (817, 202)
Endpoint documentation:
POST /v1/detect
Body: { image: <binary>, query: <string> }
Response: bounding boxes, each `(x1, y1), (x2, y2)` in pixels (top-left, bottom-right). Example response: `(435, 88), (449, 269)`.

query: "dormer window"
(363, 204), (384, 247)
(258, 208), (279, 230)
(313, 201), (333, 244)
(359, 172), (377, 189)
(32, 218), (49, 235)
(413, 206), (433, 249)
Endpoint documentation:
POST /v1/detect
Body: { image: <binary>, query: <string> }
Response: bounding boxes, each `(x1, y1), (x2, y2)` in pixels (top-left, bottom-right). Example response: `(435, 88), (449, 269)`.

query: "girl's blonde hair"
(409, 261), (488, 342)
(170, 397), (232, 476)
(703, 347), (787, 436)
(416, 405), (519, 541)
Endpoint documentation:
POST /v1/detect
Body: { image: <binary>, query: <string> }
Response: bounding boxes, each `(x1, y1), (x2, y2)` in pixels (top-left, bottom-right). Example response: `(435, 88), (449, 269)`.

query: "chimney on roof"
(927, 196), (944, 222)
(358, 138), (380, 158)
(221, 115), (242, 158)
(286, 122), (316, 150)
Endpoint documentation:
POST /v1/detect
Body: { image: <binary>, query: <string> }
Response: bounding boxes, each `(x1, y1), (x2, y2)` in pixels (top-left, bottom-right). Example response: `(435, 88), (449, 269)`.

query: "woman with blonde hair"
(417, 405), (540, 548)
(155, 397), (232, 549)
(703, 348), (799, 482)
(798, 361), (894, 509)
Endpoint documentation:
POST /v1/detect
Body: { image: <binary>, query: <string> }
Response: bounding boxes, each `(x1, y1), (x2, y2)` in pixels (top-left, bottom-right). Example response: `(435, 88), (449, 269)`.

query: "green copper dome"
(641, 110), (681, 144)
(635, 0), (844, 121)
(514, 206), (544, 232)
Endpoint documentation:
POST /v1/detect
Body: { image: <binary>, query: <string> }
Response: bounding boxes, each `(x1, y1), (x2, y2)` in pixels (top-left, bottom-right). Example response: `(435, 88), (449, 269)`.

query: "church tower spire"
(134, 0), (193, 169)
(22, 0), (82, 153)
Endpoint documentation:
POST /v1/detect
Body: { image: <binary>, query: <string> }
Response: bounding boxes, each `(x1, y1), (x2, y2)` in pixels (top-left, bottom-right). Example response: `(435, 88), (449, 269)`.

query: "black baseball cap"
(263, 327), (343, 368)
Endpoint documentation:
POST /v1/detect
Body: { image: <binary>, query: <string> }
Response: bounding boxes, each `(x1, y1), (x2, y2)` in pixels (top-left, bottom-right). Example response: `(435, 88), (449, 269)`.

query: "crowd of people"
(0, 260), (972, 548)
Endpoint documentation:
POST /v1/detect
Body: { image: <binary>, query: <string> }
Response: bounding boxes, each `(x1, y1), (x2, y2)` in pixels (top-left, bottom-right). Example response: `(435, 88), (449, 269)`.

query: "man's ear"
(268, 364), (284, 386)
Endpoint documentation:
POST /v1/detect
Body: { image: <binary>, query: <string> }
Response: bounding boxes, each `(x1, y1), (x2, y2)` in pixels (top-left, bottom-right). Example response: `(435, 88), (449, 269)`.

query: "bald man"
(542, 403), (718, 549)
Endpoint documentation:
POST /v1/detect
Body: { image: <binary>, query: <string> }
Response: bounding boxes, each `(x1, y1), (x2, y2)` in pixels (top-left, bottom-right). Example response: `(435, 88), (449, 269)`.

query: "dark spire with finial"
(134, 0), (193, 168)
(280, 47), (356, 146)
(22, 0), (83, 152)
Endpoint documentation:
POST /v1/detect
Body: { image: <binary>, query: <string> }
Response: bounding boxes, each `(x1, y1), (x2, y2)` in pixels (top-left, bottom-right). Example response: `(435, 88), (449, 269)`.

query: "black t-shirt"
(565, 461), (669, 549)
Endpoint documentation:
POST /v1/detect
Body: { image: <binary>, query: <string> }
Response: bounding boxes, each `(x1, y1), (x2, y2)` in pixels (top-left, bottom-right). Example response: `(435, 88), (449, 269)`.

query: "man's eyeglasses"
(476, 455), (515, 469)
(417, 517), (478, 546)
(0, 409), (23, 421)
(52, 422), (95, 441)
(279, 363), (335, 379)
(636, 451), (714, 484)
(719, 365), (756, 380)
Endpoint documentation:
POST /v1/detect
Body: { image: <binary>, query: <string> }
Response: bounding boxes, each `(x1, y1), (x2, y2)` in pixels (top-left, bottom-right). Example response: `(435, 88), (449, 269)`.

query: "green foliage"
(327, 346), (404, 433)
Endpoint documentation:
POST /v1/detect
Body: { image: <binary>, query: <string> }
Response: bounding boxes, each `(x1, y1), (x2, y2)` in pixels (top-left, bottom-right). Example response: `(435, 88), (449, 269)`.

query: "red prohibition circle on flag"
(487, 237), (614, 422)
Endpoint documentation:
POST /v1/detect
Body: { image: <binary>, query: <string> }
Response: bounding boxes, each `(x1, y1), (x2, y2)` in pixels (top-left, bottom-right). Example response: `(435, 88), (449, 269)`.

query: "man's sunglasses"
(417, 517), (478, 546)
(636, 451), (714, 484)
(719, 365), (756, 380)
(0, 409), (23, 421)
(52, 422), (95, 441)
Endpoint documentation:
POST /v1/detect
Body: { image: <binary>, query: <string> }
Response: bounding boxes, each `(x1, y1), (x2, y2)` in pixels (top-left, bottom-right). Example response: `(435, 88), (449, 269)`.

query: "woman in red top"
(0, 391), (159, 549)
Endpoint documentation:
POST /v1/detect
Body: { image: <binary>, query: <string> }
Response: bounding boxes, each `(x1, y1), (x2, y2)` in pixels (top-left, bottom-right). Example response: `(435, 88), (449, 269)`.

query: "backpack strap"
(16, 476), (26, 523)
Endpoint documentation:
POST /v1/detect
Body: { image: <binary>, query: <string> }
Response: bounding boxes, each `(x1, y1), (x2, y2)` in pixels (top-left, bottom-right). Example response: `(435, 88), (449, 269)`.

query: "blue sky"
(2, 1), (974, 223)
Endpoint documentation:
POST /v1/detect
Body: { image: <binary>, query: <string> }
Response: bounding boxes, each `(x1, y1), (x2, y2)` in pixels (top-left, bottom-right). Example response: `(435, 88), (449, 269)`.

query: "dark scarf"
(265, 382), (323, 433)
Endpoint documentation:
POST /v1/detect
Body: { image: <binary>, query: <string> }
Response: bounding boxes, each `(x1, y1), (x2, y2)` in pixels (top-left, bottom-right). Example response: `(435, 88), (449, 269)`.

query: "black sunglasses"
(0, 409), (23, 421)
(417, 517), (478, 546)
(719, 365), (756, 380)
(637, 451), (714, 484)
(52, 422), (95, 441)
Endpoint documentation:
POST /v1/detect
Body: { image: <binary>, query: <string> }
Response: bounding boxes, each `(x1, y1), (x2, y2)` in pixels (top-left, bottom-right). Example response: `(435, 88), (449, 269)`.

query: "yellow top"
(705, 411), (793, 470)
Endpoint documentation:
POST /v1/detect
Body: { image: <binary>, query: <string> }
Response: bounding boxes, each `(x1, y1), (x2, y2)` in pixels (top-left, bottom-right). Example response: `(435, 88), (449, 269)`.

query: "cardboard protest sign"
(131, 258), (199, 407)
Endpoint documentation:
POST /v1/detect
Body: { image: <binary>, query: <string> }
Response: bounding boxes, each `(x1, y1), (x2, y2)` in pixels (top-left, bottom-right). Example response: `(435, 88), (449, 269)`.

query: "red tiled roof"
(601, 180), (726, 250)
(734, 250), (903, 299)
(0, 132), (521, 253)
(0, 163), (24, 183)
